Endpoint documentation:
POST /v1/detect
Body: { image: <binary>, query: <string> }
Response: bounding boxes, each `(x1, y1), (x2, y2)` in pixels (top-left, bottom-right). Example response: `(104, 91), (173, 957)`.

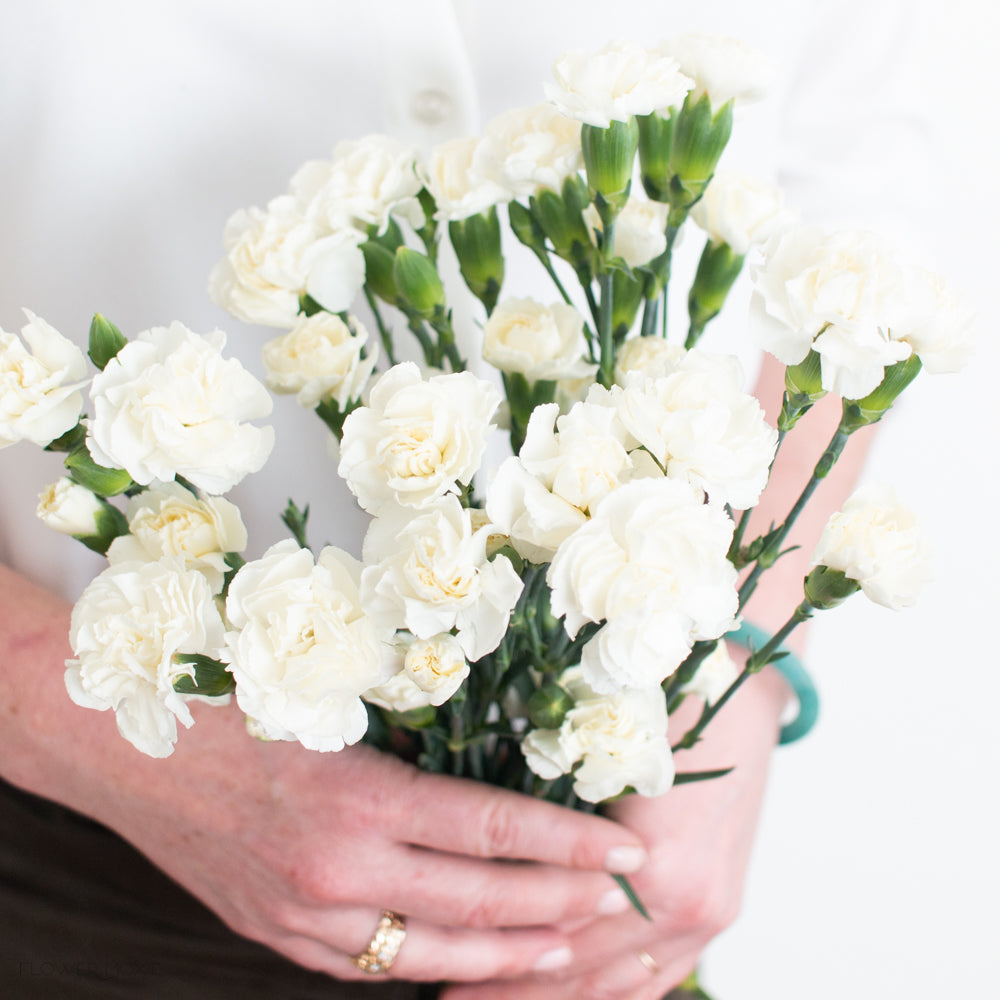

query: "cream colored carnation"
(423, 136), (510, 221)
(585, 194), (670, 268)
(37, 478), (104, 537)
(262, 312), (377, 410)
(0, 310), (86, 449)
(107, 482), (247, 592)
(658, 33), (775, 107)
(87, 323), (273, 494)
(482, 298), (594, 382)
(365, 633), (469, 712)
(209, 195), (365, 327)
(65, 557), (227, 757)
(691, 169), (795, 255)
(547, 477), (738, 691)
(522, 667), (673, 803)
(361, 498), (523, 663)
(477, 104), (583, 198)
(545, 39), (694, 128)
(811, 483), (932, 610)
(338, 362), (500, 514)
(224, 541), (392, 752)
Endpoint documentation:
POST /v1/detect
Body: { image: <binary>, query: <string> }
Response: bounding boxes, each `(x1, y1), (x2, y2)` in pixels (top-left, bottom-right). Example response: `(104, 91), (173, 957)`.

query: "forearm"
(740, 354), (876, 650)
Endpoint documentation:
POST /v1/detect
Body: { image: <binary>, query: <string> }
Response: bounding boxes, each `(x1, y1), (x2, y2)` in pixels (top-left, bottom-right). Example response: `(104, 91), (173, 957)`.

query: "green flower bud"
(687, 240), (745, 345)
(530, 176), (594, 269)
(360, 241), (399, 305)
(611, 267), (643, 341)
(803, 565), (861, 610)
(637, 111), (676, 203)
(667, 94), (733, 213)
(840, 355), (923, 432)
(527, 681), (575, 730)
(581, 119), (639, 219)
(508, 200), (547, 256)
(87, 313), (127, 371)
(393, 247), (445, 318)
(448, 207), (504, 314)
(778, 350), (827, 431)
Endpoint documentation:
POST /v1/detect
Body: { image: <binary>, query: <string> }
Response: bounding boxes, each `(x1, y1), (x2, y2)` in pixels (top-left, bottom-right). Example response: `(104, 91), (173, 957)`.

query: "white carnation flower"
(294, 134), (424, 234)
(0, 310), (86, 449)
(545, 39), (694, 128)
(87, 323), (274, 494)
(37, 478), (104, 537)
(607, 351), (778, 509)
(422, 136), (510, 222)
(749, 227), (912, 399)
(482, 298), (595, 382)
(657, 33), (775, 108)
(486, 399), (661, 563)
(224, 540), (392, 752)
(614, 337), (687, 384)
(894, 266), (976, 374)
(106, 482), (247, 593)
(476, 104), (583, 198)
(338, 362), (500, 515)
(65, 557), (227, 758)
(547, 477), (738, 691)
(209, 195), (365, 327)
(522, 667), (673, 803)
(365, 632), (469, 712)
(361, 498), (523, 663)
(585, 194), (671, 268)
(691, 169), (796, 256)
(811, 483), (932, 610)
(262, 312), (377, 410)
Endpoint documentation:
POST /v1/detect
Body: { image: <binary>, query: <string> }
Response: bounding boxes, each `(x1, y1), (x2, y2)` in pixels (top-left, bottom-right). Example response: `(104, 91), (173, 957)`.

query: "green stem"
(672, 603), (811, 752)
(738, 426), (849, 609)
(364, 288), (397, 366)
(597, 221), (616, 387)
(640, 295), (659, 338)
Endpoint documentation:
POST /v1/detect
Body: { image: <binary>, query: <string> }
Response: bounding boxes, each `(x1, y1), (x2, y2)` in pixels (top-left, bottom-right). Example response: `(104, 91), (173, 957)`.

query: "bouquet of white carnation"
(3, 39), (971, 847)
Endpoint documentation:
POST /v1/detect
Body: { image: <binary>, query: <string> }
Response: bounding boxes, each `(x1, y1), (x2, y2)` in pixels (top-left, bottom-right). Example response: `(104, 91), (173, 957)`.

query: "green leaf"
(611, 873), (652, 922)
(172, 655), (235, 697)
(673, 767), (735, 785)
(64, 447), (133, 497)
(281, 499), (310, 549)
(87, 314), (127, 370)
(44, 421), (87, 454)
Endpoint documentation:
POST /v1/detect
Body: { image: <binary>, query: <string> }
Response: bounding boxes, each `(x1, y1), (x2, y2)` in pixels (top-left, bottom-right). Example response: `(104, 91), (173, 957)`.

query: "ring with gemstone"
(349, 910), (407, 974)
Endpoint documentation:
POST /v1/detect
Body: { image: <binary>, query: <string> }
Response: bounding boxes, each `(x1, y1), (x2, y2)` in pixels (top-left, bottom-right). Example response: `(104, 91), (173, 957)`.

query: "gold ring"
(636, 949), (659, 973)
(349, 910), (407, 974)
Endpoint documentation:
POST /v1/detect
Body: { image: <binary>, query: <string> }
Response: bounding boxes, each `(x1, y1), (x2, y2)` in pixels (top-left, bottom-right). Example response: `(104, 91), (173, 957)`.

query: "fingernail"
(597, 886), (630, 915)
(604, 845), (648, 873)
(533, 946), (574, 972)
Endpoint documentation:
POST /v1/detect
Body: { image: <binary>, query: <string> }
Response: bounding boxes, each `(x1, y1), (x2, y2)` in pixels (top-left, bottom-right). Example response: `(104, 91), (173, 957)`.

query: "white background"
(706, 4), (1000, 995)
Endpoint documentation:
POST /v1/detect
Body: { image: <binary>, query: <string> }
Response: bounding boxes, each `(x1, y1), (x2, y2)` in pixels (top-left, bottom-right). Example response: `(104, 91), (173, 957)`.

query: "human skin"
(0, 359), (873, 993)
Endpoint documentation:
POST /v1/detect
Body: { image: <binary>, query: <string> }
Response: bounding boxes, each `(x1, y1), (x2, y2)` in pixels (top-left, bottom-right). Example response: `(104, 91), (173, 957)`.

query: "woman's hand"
(0, 563), (649, 986)
(439, 663), (788, 999)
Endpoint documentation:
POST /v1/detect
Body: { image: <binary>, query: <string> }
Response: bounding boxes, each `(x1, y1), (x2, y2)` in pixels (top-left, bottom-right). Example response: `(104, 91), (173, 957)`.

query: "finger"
(366, 847), (633, 928)
(581, 946), (700, 999)
(392, 769), (648, 873)
(280, 905), (577, 982)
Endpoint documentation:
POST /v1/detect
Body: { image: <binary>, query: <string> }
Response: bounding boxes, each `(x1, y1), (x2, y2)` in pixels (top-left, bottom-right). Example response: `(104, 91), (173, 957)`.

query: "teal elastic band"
(731, 621), (819, 745)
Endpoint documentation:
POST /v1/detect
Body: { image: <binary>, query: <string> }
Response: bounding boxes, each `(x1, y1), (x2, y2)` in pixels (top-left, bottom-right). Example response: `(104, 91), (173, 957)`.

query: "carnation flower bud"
(448, 208), (505, 314)
(37, 477), (105, 537)
(637, 111), (676, 203)
(803, 565), (862, 610)
(840, 355), (923, 432)
(779, 350), (827, 431)
(581, 119), (639, 220)
(393, 247), (446, 318)
(527, 681), (575, 729)
(687, 240), (745, 345)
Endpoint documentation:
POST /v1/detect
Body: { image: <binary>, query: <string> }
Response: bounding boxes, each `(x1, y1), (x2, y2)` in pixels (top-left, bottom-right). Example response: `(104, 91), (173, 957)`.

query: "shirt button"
(410, 88), (455, 126)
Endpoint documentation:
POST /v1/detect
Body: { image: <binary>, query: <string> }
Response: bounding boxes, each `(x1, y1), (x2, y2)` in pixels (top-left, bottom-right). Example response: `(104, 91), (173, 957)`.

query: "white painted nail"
(533, 946), (574, 972)
(604, 845), (648, 873)
(597, 886), (631, 915)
